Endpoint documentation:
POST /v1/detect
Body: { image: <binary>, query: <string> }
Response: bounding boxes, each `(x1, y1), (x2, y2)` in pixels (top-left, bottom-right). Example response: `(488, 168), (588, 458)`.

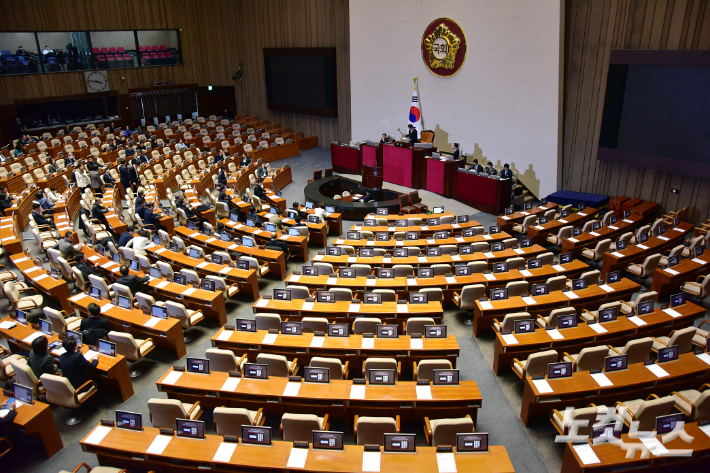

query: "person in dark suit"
(486, 162), (497, 175)
(253, 180), (267, 200)
(246, 206), (263, 228)
(117, 227), (135, 248)
(80, 303), (111, 345)
(15, 46), (26, 57)
(0, 187), (14, 216)
(453, 143), (460, 161)
(361, 188), (376, 202)
(239, 154), (252, 167)
(380, 133), (389, 144)
(124, 126), (132, 138)
(144, 202), (164, 231)
(118, 159), (131, 195)
(255, 164), (268, 179)
(214, 150), (225, 164)
(176, 198), (205, 229)
(134, 191), (146, 212)
(108, 122), (118, 133)
(500, 163), (513, 179)
(91, 197), (112, 234)
(468, 159), (484, 173)
(116, 265), (150, 296)
(406, 124), (418, 145)
(218, 166), (228, 186)
(128, 162), (139, 192)
(102, 168), (115, 187)
(31, 203), (55, 228)
(137, 150), (149, 165)
(136, 200), (148, 220)
(59, 335), (98, 393)
(125, 145), (135, 158)
(74, 252), (100, 282)
(265, 232), (289, 253)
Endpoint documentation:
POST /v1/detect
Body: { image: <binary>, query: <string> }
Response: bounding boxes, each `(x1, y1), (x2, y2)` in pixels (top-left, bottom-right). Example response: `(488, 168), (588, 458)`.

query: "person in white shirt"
(176, 139), (187, 151)
(313, 202), (328, 222)
(46, 186), (60, 205)
(42, 46), (53, 55)
(74, 166), (89, 192)
(125, 230), (152, 256)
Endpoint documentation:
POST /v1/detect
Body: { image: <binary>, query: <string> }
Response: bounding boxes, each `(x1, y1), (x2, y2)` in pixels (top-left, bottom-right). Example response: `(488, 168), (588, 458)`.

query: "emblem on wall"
(421, 18), (467, 77)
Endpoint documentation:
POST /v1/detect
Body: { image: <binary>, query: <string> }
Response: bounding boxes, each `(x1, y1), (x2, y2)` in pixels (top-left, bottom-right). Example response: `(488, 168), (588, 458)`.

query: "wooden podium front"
(362, 165), (383, 190)
(382, 144), (431, 189)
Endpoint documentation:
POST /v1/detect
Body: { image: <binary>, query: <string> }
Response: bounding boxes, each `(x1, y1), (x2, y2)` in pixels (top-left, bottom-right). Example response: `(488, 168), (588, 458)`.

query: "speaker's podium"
(382, 141), (433, 189)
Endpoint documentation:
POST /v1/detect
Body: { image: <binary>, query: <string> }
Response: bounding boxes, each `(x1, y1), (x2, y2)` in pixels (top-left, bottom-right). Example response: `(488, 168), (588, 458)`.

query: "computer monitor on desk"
(242, 426), (272, 446)
(176, 419), (205, 440)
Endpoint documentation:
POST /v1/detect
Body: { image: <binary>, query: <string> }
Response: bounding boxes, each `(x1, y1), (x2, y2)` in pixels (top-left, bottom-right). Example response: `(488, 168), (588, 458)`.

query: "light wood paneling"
(0, 0), (351, 146)
(563, 0), (710, 224)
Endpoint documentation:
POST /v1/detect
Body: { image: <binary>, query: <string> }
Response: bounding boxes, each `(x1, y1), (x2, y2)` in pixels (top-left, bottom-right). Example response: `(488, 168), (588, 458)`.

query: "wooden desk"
(302, 206), (343, 235)
(455, 171), (512, 215)
(521, 352), (710, 425)
(156, 368), (482, 423)
(0, 216), (23, 256)
(364, 212), (455, 221)
(600, 223), (694, 278)
(312, 244), (554, 269)
(527, 208), (599, 245)
(382, 143), (431, 189)
(348, 220), (482, 236)
(11, 254), (73, 312)
(497, 204), (559, 232)
(246, 141), (300, 163)
(81, 424), (514, 473)
(561, 421), (710, 473)
(67, 292), (187, 360)
(492, 302), (706, 375)
(212, 328), (460, 377)
(81, 246), (227, 326)
(0, 394), (63, 458)
(0, 317), (134, 401)
(650, 253), (710, 298)
(331, 142), (361, 173)
(256, 213), (328, 247)
(333, 231), (513, 251)
(560, 214), (645, 258)
(145, 246), (260, 301)
(253, 299), (444, 330)
(100, 188), (128, 236)
(220, 219), (309, 261)
(472, 279), (641, 337)
(176, 226), (287, 280)
(286, 259), (588, 305)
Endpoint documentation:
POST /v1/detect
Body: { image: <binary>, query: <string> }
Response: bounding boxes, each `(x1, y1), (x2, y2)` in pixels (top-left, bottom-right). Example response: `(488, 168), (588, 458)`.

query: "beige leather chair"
(620, 291), (657, 315)
(353, 317), (382, 335)
(671, 384), (710, 422)
(581, 301), (622, 322)
(465, 261), (487, 274)
(59, 463), (128, 473)
(205, 348), (247, 372)
(512, 350), (558, 379)
(453, 284), (485, 325)
(88, 275), (113, 299)
(4, 281), (43, 315)
(280, 413), (329, 442)
(562, 345), (608, 372)
(135, 292), (164, 314)
(506, 281), (529, 297)
(414, 359), (452, 381)
(373, 289), (397, 302)
(108, 331), (155, 377)
(239, 256), (270, 276)
(213, 407), (264, 436)
(310, 357), (349, 380)
(493, 312), (531, 332)
(536, 307), (576, 329)
(505, 257), (525, 270)
(692, 323), (710, 350)
(607, 337), (654, 365)
(362, 357), (401, 380)
(0, 347), (22, 382)
(550, 404), (607, 437)
(148, 398), (202, 429)
(681, 236), (704, 258)
(538, 252), (555, 265)
(354, 415), (399, 445)
(40, 373), (97, 425)
(255, 313), (281, 331)
(313, 262), (335, 275)
(513, 215), (537, 234)
(256, 353), (298, 377)
(165, 301), (204, 342)
(419, 287), (443, 302)
(301, 317), (329, 333)
(682, 274), (710, 299)
(405, 317), (435, 335)
(611, 232), (633, 251)
(566, 270), (600, 289)
(659, 245), (685, 267)
(651, 326), (696, 354)
(627, 253), (662, 285)
(44, 307), (81, 337)
(205, 275), (239, 299)
(392, 264), (414, 277)
(10, 358), (45, 398)
(615, 394), (674, 430)
(546, 275), (567, 292)
(331, 287), (353, 301)
(581, 239), (612, 267)
(423, 415), (474, 446)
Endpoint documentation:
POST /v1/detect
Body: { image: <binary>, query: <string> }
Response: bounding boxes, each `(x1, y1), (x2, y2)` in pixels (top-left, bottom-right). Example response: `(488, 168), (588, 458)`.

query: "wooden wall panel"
(564, 0), (710, 224)
(0, 0), (351, 146)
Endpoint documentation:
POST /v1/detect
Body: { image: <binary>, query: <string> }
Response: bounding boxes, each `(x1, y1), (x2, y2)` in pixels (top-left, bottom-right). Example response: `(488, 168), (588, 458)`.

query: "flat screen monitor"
(427, 247), (442, 257)
(384, 433), (416, 453)
(96, 244), (105, 256)
(376, 208), (388, 216)
(236, 319), (256, 332)
(428, 218), (440, 226)
(49, 267), (60, 279)
(527, 258), (542, 269)
(173, 273), (186, 285)
(610, 215), (618, 225)
(514, 319), (535, 334)
(490, 288), (508, 300)
(433, 207), (444, 214)
(656, 413), (684, 435)
(695, 246), (705, 258)
(339, 268), (355, 278)
(67, 329), (83, 347)
(360, 248), (374, 257)
(433, 369), (460, 385)
(405, 231), (418, 240)
(459, 245), (473, 255)
(559, 253), (572, 264)
(462, 228), (475, 237)
(369, 369), (396, 385)
(521, 238), (533, 248)
(505, 207), (514, 215)
(670, 293), (686, 308)
(639, 232), (649, 244)
(668, 254), (680, 267)
(598, 307), (618, 323)
(409, 292), (427, 304)
(376, 232), (389, 241)
(616, 239), (628, 251)
(116, 410), (143, 431)
(347, 231), (360, 240)
(455, 266), (472, 276)
(202, 227), (212, 237)
(274, 289), (291, 301)
(491, 242), (504, 252)
(457, 433), (488, 452)
(308, 215), (320, 224)
(149, 266), (161, 278)
(558, 315), (577, 329)
(327, 323), (349, 337)
(493, 262), (508, 273)
(304, 366), (330, 384)
(326, 205), (335, 213)
(434, 231), (448, 240)
(524, 202), (533, 210)
(187, 221), (195, 230)
(176, 419), (205, 440)
(90, 287), (102, 299)
(246, 219), (255, 228)
(489, 225), (501, 234)
(364, 219), (377, 227)
(189, 248), (201, 259)
(548, 361), (573, 379)
(560, 209), (569, 218)
(117, 295), (132, 310)
(242, 425), (272, 446)
(363, 292), (382, 304)
(393, 248), (407, 257)
(396, 219), (408, 227)
(425, 325), (447, 338)
(244, 363), (268, 379)
(592, 221), (601, 231)
(417, 268), (433, 278)
(305, 201), (314, 209)
(377, 269), (393, 279)
(38, 318), (52, 335)
(606, 271), (621, 284)
(186, 357), (209, 374)
(13, 384), (33, 404)
(98, 339), (116, 357)
(658, 224), (666, 234)
(302, 266), (318, 276)
(658, 345), (678, 363)
(316, 291), (335, 303)
(130, 260), (140, 271)
(605, 354), (628, 372)
(376, 324), (398, 338)
(264, 223), (277, 233)
(288, 228), (300, 237)
(539, 216), (548, 225)
(237, 260), (250, 270)
(312, 430), (343, 450)
(592, 424), (620, 444)
(458, 215), (470, 223)
(325, 246), (341, 256)
(637, 300), (654, 315)
(571, 278), (588, 291)
(280, 321), (301, 335)
(153, 235), (161, 246)
(151, 304), (167, 319)
(270, 207), (278, 214)
(230, 213), (240, 222)
(572, 226), (581, 236)
(211, 254), (223, 265)
(242, 237), (254, 248)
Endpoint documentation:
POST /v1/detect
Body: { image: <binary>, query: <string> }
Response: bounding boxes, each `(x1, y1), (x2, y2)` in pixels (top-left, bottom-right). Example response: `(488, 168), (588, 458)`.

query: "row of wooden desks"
(521, 352), (710, 425)
(492, 302), (707, 374)
(313, 244), (549, 268)
(0, 316), (134, 402)
(286, 259), (588, 304)
(144, 246), (260, 301)
(175, 226), (287, 279)
(211, 327), (460, 376)
(365, 211), (456, 222)
(11, 254), (74, 312)
(650, 252), (710, 297)
(348, 219), (482, 236)
(256, 211), (329, 247)
(305, 205), (343, 235)
(560, 214), (645, 258)
(252, 298), (444, 329)
(526, 208), (599, 245)
(472, 279), (642, 337)
(219, 218), (309, 261)
(81, 424), (514, 473)
(497, 204), (558, 232)
(156, 368), (482, 423)
(561, 421), (710, 473)
(0, 393), (63, 458)
(0, 216), (23, 256)
(333, 231), (513, 250)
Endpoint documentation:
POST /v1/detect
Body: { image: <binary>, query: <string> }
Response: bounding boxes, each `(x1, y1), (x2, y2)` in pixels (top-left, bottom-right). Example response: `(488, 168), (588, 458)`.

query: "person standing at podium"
(406, 124), (418, 145)
(453, 143), (460, 160)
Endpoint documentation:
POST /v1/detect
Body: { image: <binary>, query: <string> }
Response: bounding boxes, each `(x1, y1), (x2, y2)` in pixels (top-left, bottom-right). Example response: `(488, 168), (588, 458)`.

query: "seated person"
(144, 202), (164, 231)
(116, 263), (150, 294)
(265, 232), (289, 254)
(246, 206), (263, 228)
(28, 336), (59, 379)
(59, 335), (98, 394)
(239, 153), (252, 167)
(80, 302), (111, 345)
(74, 252), (100, 282)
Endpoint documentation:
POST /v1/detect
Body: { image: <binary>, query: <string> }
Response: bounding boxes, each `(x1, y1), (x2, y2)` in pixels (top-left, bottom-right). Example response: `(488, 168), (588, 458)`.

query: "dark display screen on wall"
(598, 50), (710, 178)
(263, 47), (337, 118)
